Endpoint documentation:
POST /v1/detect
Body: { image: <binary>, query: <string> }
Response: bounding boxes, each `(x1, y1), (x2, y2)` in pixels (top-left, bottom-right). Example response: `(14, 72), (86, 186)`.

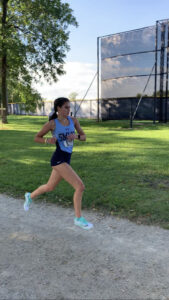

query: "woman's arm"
(74, 118), (86, 141)
(67, 117), (86, 142)
(34, 120), (56, 144)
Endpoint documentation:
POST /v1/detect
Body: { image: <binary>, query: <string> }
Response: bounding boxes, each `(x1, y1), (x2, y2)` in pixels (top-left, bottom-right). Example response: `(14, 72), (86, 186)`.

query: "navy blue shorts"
(51, 147), (72, 167)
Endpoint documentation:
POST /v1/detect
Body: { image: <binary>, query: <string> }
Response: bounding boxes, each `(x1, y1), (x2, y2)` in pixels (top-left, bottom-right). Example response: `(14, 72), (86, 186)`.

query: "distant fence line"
(8, 97), (159, 121)
(8, 100), (98, 119)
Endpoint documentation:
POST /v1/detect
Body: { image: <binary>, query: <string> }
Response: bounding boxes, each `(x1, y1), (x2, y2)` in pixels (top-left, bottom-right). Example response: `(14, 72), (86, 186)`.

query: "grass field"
(1, 115), (169, 228)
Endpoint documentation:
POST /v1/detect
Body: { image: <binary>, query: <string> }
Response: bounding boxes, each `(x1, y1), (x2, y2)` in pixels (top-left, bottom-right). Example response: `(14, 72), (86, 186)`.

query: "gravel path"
(1, 194), (169, 300)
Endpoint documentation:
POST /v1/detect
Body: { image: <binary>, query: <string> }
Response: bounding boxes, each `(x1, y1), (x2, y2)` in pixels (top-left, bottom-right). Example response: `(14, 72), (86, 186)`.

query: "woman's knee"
(76, 181), (85, 192)
(45, 184), (55, 192)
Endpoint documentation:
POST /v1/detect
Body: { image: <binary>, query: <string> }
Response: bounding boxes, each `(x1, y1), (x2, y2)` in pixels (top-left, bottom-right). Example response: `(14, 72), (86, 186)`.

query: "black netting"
(101, 22), (169, 99)
(101, 76), (155, 98)
(101, 52), (155, 80)
(101, 26), (155, 59)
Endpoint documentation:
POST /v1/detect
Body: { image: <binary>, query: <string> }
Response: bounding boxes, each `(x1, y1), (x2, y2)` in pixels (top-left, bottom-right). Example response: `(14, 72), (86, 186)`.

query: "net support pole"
(154, 21), (158, 124)
(97, 37), (100, 122)
(165, 22), (169, 122)
(74, 72), (97, 117)
(132, 63), (155, 122)
(159, 23), (166, 122)
(130, 99), (133, 129)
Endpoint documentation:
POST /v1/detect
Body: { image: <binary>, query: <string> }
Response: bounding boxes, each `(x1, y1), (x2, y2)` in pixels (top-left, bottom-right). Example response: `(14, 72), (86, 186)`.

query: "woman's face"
(57, 101), (70, 117)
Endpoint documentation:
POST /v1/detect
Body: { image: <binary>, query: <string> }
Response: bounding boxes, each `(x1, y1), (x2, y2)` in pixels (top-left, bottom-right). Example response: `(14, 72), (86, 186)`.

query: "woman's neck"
(57, 115), (67, 121)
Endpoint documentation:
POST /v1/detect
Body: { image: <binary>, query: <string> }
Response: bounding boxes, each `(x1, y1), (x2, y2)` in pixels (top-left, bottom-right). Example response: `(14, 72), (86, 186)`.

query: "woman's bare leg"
(30, 169), (62, 199)
(53, 163), (85, 218)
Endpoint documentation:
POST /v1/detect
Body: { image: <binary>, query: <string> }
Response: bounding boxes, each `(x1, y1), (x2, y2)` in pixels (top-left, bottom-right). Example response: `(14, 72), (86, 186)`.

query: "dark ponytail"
(49, 111), (57, 121)
(49, 97), (70, 121)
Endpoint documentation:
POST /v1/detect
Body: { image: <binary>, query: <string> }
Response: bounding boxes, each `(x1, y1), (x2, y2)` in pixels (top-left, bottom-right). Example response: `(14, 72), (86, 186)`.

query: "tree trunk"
(1, 0), (8, 124)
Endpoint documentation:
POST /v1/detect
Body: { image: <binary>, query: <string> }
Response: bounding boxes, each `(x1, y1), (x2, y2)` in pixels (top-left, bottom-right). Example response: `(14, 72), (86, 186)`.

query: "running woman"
(24, 97), (93, 230)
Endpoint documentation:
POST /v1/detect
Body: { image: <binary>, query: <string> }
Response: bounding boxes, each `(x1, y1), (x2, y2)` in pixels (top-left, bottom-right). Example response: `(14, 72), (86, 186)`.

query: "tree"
(0, 0), (78, 123)
(7, 81), (43, 112)
(69, 92), (78, 100)
(136, 93), (148, 98)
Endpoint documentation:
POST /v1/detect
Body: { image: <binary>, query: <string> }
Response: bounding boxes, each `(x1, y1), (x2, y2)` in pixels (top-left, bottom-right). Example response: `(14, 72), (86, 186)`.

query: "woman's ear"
(57, 106), (61, 113)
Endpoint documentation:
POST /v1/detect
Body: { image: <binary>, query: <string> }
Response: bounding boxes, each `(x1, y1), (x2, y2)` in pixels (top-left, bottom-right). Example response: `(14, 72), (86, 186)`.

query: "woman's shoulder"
(48, 119), (56, 130)
(69, 116), (77, 125)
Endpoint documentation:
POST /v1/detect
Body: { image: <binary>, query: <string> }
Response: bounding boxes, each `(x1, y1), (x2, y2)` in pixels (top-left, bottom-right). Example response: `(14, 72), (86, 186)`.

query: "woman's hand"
(46, 137), (57, 144)
(67, 134), (77, 142)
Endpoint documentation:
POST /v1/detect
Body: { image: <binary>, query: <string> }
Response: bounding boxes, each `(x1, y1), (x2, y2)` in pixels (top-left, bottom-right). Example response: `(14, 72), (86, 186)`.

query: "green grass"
(1, 116), (169, 228)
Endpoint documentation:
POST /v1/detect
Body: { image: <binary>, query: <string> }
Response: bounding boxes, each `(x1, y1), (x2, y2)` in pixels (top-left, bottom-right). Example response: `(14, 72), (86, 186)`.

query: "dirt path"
(0, 194), (169, 300)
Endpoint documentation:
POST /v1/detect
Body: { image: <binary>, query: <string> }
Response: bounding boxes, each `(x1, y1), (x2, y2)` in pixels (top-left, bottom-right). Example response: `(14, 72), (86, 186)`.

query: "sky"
(34, 0), (169, 101)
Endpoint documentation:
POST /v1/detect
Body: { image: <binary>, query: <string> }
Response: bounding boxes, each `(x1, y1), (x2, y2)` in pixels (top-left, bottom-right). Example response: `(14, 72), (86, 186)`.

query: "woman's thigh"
(52, 163), (84, 190)
(47, 168), (62, 189)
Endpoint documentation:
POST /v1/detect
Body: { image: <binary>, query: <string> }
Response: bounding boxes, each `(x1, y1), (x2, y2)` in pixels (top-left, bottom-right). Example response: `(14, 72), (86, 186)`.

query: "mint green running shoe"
(24, 192), (32, 211)
(74, 216), (93, 230)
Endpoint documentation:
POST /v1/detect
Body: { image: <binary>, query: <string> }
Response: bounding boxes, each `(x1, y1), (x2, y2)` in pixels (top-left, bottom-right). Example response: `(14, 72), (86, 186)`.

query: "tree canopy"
(0, 0), (78, 122)
(69, 92), (78, 100)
